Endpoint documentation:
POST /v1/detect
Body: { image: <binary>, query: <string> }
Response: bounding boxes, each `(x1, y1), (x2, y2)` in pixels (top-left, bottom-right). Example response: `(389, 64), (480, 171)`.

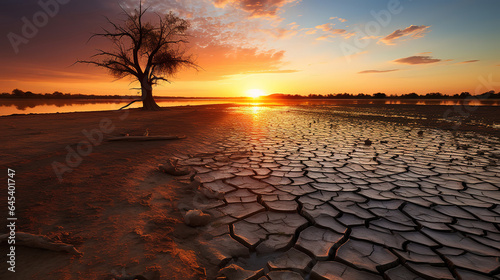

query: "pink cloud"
(457, 60), (479, 64)
(212, 0), (298, 18)
(316, 23), (346, 34)
(380, 25), (430, 45)
(358, 69), (399, 74)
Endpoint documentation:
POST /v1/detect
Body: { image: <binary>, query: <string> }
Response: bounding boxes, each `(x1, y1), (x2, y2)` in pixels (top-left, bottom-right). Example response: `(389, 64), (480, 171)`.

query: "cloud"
(457, 60), (479, 64)
(316, 23), (346, 34)
(314, 23), (347, 40)
(330, 16), (347, 23)
(263, 28), (298, 39)
(358, 69), (399, 74)
(380, 25), (430, 45)
(393, 55), (442, 65)
(288, 22), (300, 29)
(212, 0), (299, 18)
(305, 29), (317, 35)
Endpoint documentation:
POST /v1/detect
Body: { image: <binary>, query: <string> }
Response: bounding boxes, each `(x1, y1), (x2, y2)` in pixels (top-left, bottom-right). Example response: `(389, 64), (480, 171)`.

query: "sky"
(1, 0), (499, 97)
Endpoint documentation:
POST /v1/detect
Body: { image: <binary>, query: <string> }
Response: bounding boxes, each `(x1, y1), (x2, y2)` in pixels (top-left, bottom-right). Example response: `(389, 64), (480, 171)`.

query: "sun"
(246, 89), (266, 99)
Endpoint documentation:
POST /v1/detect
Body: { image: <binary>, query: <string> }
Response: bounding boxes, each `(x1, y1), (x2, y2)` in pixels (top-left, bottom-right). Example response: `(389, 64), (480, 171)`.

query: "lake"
(1, 98), (499, 117)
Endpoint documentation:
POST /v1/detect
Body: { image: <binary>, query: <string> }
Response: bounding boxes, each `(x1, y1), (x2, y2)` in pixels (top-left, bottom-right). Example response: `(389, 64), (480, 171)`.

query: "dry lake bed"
(177, 105), (500, 279)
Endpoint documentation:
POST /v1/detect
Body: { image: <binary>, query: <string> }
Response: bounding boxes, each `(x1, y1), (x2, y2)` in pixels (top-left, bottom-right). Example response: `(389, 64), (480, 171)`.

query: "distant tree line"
(0, 89), (200, 100)
(264, 91), (500, 99)
(1, 89), (126, 99)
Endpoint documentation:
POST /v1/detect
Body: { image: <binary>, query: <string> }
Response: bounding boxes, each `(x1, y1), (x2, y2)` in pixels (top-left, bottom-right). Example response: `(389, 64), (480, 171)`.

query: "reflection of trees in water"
(0, 100), (124, 111)
(0, 98), (498, 112)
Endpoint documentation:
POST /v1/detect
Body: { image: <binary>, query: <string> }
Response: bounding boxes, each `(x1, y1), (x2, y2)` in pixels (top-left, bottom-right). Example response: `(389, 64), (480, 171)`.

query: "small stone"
(184, 209), (211, 227)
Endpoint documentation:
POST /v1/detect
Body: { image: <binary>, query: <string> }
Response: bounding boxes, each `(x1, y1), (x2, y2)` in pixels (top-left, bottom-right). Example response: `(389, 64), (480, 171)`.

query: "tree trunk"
(141, 85), (161, 111)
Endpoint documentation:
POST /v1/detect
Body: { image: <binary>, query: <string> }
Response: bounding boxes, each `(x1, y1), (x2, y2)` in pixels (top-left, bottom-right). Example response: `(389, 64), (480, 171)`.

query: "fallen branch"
(107, 135), (186, 142)
(0, 232), (82, 256)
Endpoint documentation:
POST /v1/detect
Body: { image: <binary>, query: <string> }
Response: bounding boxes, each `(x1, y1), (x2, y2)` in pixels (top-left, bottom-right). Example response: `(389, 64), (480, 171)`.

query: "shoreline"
(5, 101), (499, 137)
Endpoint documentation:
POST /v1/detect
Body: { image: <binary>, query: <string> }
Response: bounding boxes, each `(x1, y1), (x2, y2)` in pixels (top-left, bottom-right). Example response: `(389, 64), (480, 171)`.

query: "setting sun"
(247, 89), (266, 99)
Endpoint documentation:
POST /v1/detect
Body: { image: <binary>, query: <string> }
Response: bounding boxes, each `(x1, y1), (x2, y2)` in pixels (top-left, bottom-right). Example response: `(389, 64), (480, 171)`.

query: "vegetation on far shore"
(0, 89), (241, 100)
(2, 89), (500, 100)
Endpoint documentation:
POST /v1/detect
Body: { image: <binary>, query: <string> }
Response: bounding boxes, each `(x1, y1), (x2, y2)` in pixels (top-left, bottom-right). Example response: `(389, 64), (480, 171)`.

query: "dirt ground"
(0, 105), (234, 280)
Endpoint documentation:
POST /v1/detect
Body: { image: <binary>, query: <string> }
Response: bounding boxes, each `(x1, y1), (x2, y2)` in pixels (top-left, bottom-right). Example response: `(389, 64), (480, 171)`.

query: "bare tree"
(79, 2), (197, 110)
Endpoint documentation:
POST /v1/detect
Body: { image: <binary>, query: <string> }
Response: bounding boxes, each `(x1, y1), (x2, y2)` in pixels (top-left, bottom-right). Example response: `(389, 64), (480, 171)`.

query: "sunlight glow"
(247, 89), (266, 99)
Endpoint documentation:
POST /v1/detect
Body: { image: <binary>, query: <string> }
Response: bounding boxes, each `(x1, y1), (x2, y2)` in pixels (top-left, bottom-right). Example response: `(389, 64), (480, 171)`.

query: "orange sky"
(1, 0), (499, 97)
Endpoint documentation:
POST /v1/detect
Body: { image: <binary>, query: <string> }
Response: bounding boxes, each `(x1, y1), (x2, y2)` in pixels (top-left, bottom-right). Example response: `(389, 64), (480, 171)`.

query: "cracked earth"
(177, 105), (500, 280)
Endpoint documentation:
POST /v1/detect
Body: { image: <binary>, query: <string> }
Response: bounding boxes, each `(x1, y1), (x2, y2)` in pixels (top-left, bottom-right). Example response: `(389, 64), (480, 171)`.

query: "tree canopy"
(79, 2), (198, 110)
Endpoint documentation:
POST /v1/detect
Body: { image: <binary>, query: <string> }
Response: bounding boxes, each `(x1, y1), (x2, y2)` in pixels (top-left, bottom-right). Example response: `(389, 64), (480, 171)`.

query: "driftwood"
(107, 135), (186, 142)
(0, 232), (82, 256)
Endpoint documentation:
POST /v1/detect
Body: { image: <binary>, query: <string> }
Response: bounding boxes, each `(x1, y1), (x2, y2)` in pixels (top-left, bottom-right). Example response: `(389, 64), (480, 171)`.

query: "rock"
(158, 158), (191, 176)
(365, 139), (373, 146)
(198, 186), (225, 200)
(184, 209), (211, 227)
